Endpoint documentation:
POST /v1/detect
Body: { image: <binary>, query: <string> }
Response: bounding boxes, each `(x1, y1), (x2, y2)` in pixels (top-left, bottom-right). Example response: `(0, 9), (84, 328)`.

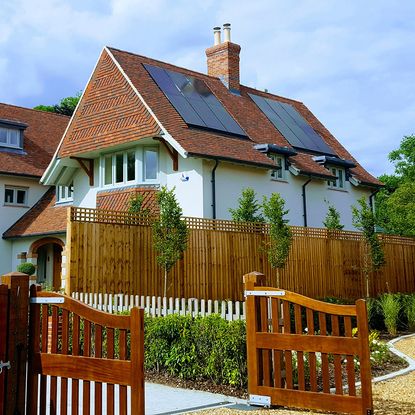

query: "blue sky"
(1, 0), (414, 177)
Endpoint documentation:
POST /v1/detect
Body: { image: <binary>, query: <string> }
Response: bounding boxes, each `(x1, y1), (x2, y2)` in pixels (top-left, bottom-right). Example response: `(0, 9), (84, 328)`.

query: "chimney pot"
(213, 26), (221, 46)
(223, 23), (231, 42)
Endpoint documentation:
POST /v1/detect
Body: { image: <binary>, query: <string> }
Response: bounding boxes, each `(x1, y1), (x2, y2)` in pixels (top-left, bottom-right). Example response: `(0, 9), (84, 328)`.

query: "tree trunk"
(164, 267), (168, 298)
(276, 268), (280, 288)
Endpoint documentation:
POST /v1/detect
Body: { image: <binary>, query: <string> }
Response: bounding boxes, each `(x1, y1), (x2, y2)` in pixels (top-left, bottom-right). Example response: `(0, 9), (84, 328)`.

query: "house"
(9, 24), (381, 289)
(0, 103), (69, 286)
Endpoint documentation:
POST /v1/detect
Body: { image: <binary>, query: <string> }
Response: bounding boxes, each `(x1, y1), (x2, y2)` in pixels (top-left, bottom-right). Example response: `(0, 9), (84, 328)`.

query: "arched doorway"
(28, 237), (64, 290)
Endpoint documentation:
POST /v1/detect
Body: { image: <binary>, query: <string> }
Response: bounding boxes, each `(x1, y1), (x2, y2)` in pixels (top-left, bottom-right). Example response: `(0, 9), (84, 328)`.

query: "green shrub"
(379, 294), (401, 336)
(17, 262), (36, 276)
(403, 294), (415, 332)
(144, 314), (247, 387)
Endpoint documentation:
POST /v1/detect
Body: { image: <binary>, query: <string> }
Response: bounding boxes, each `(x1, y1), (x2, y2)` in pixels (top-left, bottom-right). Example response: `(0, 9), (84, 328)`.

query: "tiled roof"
(3, 188), (67, 239)
(96, 186), (158, 213)
(57, 46), (380, 186)
(0, 103), (69, 177)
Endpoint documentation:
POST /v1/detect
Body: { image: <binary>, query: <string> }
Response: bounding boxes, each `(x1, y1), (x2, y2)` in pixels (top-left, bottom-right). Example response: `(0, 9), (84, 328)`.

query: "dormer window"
(270, 154), (285, 180)
(56, 184), (73, 204)
(0, 126), (22, 149)
(0, 119), (27, 150)
(328, 167), (345, 189)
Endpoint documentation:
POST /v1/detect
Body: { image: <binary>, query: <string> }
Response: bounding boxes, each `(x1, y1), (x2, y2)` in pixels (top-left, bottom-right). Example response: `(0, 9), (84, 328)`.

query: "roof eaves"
(187, 152), (274, 169)
(3, 230), (66, 240)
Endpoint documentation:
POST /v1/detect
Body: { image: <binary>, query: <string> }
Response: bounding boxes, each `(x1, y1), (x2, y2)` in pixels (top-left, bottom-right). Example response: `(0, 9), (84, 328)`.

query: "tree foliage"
(34, 92), (81, 116)
(352, 197), (385, 297)
(323, 204), (344, 231)
(128, 193), (150, 216)
(229, 188), (264, 223)
(376, 135), (415, 236)
(262, 193), (292, 286)
(152, 187), (188, 297)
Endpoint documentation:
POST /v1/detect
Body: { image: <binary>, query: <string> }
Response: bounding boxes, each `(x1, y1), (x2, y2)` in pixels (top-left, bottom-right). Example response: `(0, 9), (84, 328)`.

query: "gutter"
(211, 160), (219, 219)
(187, 152), (274, 170)
(302, 178), (312, 227)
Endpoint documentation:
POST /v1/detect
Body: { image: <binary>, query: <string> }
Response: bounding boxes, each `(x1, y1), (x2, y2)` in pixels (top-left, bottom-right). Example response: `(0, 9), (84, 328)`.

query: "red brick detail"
(96, 187), (158, 213)
(0, 104), (69, 177)
(206, 42), (241, 91)
(3, 188), (67, 238)
(58, 50), (160, 158)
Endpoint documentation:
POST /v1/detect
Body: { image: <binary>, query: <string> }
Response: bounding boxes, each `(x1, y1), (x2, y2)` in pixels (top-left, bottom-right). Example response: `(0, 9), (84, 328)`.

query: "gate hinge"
(0, 360), (11, 374)
(249, 394), (271, 407)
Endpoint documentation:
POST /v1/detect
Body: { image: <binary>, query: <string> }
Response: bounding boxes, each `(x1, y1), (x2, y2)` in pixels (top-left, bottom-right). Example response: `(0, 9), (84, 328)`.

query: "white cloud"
(1, 0), (415, 176)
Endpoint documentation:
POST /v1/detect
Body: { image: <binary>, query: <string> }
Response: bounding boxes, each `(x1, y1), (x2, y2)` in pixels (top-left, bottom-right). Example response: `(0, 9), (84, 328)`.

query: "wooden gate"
(244, 272), (373, 415)
(27, 286), (145, 414)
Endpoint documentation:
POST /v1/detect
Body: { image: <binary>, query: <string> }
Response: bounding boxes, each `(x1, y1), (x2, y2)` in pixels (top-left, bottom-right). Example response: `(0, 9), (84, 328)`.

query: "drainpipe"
(211, 160), (219, 219)
(302, 178), (312, 227)
(369, 189), (379, 212)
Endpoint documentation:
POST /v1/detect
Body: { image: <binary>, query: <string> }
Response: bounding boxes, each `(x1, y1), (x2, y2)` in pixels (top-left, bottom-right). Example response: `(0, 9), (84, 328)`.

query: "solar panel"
(249, 93), (336, 155)
(144, 64), (246, 137)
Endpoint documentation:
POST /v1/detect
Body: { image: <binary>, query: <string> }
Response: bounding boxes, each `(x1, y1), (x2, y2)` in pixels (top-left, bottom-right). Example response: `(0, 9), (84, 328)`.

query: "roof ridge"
(0, 102), (71, 119)
(107, 46), (303, 105)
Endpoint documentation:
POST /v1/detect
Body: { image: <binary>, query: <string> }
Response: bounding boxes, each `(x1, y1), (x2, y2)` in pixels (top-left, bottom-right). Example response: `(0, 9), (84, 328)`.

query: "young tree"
(352, 197), (385, 298)
(152, 187), (188, 297)
(262, 193), (292, 287)
(323, 204), (344, 231)
(229, 188), (264, 223)
(34, 92), (81, 116)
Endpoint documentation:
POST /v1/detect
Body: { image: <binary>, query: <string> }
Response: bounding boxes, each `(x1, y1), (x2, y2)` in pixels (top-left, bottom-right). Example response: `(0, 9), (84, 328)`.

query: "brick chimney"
(206, 23), (241, 92)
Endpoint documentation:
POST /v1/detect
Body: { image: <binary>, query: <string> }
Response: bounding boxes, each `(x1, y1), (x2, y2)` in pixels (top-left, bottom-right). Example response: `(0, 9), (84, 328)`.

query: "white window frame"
(269, 154), (285, 180)
(327, 167), (345, 189)
(4, 186), (28, 206)
(0, 126), (23, 149)
(56, 184), (73, 204)
(143, 147), (159, 182)
(101, 149), (138, 187)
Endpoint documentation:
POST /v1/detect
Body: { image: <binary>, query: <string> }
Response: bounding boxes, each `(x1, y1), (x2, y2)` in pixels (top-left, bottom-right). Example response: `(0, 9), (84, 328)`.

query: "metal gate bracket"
(30, 297), (64, 304)
(244, 290), (285, 297)
(249, 394), (271, 407)
(0, 360), (11, 374)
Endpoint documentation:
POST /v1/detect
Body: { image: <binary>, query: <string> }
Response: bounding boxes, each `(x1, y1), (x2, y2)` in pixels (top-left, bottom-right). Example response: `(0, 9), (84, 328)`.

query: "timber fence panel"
(67, 207), (415, 301)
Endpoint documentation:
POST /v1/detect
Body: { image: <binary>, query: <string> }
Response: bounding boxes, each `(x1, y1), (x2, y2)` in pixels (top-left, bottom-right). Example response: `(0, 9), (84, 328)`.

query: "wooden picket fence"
(66, 207), (415, 301)
(72, 292), (246, 321)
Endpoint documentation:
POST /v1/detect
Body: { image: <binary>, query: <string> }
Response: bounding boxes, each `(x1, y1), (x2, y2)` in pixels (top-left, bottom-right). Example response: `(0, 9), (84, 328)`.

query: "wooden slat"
(306, 308), (317, 392)
(50, 307), (59, 413)
(61, 309), (69, 415)
(294, 304), (305, 390)
(282, 301), (293, 389)
(257, 385), (363, 414)
(119, 329), (127, 415)
(260, 297), (271, 387)
(0, 286), (7, 414)
(318, 312), (330, 394)
(271, 298), (282, 388)
(40, 304), (48, 415)
(107, 328), (115, 415)
(344, 316), (356, 396)
(72, 314), (80, 415)
(130, 308), (145, 413)
(331, 315), (343, 395)
(95, 325), (103, 414)
(83, 320), (91, 414)
(255, 333), (360, 355)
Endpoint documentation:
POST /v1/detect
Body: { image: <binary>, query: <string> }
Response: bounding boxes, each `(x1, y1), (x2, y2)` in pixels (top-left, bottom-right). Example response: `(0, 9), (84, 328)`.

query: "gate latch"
(0, 360), (11, 374)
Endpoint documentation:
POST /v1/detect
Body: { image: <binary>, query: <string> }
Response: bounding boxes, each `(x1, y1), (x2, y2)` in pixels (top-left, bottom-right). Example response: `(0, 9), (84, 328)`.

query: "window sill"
(4, 204), (29, 208)
(327, 187), (348, 193)
(55, 200), (73, 206)
(101, 180), (160, 189)
(271, 178), (288, 183)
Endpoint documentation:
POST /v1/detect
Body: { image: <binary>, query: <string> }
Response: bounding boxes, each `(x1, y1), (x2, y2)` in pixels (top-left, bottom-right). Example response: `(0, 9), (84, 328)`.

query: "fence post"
(1, 272), (30, 415)
(356, 299), (374, 414)
(243, 271), (265, 399)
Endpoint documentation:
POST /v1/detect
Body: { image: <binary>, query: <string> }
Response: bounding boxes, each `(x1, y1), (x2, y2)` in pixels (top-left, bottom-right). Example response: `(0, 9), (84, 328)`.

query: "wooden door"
(53, 244), (63, 290)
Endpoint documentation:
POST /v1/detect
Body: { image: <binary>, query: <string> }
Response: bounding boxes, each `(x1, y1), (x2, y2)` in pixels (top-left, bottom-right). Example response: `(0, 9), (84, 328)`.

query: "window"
(4, 186), (27, 206)
(328, 167), (345, 189)
(103, 150), (137, 186)
(270, 154), (285, 180)
(56, 184), (73, 203)
(0, 127), (22, 149)
(144, 149), (158, 181)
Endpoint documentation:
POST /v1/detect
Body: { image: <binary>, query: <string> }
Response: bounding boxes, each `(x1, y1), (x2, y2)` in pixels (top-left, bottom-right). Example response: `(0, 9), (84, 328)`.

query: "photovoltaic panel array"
(248, 93), (336, 155)
(144, 64), (246, 137)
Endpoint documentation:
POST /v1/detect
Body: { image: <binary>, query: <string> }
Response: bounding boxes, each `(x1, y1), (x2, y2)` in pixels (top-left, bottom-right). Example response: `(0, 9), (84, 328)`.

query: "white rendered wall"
(0, 176), (50, 275)
(208, 161), (372, 230)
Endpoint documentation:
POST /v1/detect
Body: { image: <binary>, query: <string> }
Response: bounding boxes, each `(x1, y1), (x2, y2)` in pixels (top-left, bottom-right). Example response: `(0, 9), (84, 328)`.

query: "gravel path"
(191, 336), (415, 415)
